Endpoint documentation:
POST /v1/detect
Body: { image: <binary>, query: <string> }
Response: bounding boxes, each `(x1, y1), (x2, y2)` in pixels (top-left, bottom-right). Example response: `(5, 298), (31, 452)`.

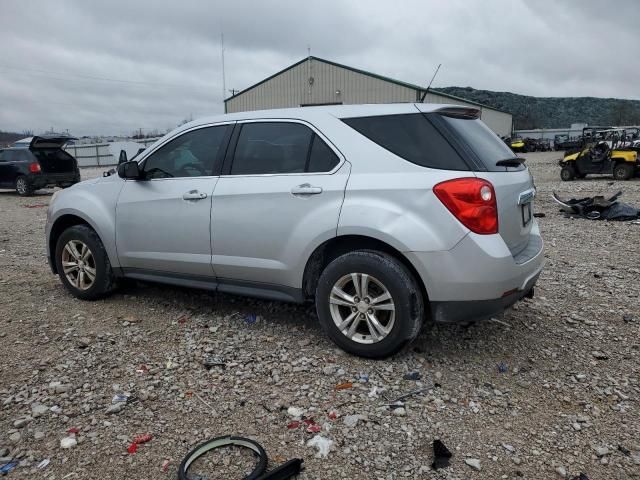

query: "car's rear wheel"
(613, 162), (634, 181)
(315, 250), (424, 358)
(15, 176), (33, 196)
(560, 165), (576, 181)
(55, 225), (115, 300)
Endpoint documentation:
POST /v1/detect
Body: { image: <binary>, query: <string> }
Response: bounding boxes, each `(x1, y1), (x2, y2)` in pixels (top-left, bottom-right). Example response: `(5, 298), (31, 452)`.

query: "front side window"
(231, 122), (313, 175)
(143, 126), (228, 179)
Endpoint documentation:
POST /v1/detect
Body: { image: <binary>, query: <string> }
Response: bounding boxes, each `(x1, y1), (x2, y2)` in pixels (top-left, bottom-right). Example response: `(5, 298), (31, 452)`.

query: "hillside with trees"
(435, 87), (640, 130)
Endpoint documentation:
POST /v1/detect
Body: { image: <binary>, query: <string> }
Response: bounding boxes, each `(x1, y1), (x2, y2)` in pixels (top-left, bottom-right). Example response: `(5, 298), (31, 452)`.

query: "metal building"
(224, 56), (513, 136)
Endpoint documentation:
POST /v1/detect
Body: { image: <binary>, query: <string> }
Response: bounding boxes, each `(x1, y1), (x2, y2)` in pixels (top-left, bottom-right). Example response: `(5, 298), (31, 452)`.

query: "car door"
(211, 120), (350, 290)
(0, 150), (19, 188)
(115, 123), (232, 277)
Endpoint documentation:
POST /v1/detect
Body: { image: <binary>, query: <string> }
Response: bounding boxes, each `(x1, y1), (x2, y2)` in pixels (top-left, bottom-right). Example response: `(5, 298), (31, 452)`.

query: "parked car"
(46, 104), (544, 358)
(554, 134), (582, 151)
(0, 136), (80, 195)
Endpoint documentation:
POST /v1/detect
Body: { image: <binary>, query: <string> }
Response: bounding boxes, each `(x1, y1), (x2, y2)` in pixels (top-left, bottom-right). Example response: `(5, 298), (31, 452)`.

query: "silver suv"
(46, 104), (544, 358)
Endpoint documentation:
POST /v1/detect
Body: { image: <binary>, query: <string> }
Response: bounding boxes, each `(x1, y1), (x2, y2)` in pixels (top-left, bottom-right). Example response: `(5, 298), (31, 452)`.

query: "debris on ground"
(464, 458), (482, 471)
(431, 439), (452, 470)
(334, 382), (353, 390)
(127, 433), (152, 454)
(307, 435), (333, 458)
(60, 437), (77, 449)
(402, 372), (421, 381)
(552, 191), (640, 220)
(497, 361), (508, 373)
(0, 461), (18, 474)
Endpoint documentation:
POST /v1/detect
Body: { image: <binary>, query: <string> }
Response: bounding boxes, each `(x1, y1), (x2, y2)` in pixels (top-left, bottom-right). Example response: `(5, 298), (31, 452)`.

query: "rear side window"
(231, 122), (312, 175)
(342, 114), (469, 171)
(307, 135), (339, 172)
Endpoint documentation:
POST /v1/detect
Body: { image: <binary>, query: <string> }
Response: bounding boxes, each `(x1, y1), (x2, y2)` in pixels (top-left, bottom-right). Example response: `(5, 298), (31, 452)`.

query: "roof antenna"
(221, 32), (226, 102)
(420, 63), (441, 102)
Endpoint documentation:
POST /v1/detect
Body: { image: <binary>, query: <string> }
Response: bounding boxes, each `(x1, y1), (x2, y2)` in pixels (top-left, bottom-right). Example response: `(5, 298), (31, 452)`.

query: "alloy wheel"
(328, 273), (396, 344)
(61, 240), (96, 290)
(16, 177), (27, 195)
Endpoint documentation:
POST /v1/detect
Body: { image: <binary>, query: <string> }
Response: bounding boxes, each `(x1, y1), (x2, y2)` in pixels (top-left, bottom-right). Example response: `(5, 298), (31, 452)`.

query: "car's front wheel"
(55, 225), (115, 300)
(316, 250), (424, 358)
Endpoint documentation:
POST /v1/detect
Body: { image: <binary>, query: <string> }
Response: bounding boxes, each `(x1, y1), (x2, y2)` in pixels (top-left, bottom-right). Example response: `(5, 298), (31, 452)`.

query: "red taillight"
(29, 162), (41, 173)
(433, 178), (498, 234)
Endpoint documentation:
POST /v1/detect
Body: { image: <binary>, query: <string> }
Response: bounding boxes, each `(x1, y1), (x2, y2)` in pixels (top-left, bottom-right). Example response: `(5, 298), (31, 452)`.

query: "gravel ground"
(0, 153), (639, 479)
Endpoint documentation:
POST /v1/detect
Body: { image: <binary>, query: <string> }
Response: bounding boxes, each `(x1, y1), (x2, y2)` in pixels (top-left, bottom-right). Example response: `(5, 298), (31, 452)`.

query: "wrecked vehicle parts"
(177, 435), (303, 480)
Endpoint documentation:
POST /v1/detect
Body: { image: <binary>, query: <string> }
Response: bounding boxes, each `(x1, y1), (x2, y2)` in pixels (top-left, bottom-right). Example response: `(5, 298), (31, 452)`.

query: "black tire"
(560, 165), (576, 181)
(613, 162), (634, 181)
(315, 250), (424, 358)
(15, 176), (34, 196)
(55, 225), (115, 300)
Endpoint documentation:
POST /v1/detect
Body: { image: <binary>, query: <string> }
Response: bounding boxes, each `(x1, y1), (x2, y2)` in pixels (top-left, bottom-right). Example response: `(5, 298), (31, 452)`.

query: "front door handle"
(291, 183), (322, 195)
(183, 190), (207, 200)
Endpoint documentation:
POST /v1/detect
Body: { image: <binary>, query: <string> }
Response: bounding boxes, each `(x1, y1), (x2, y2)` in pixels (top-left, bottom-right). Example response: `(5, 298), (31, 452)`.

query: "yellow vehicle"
(510, 136), (526, 152)
(559, 131), (639, 181)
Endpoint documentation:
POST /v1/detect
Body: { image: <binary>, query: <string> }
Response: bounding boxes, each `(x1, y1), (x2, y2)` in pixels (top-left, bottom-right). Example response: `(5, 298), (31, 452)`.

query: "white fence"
(64, 138), (160, 167)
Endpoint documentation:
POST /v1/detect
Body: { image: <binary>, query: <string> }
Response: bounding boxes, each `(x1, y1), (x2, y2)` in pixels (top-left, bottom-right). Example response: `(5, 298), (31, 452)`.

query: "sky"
(0, 0), (638, 136)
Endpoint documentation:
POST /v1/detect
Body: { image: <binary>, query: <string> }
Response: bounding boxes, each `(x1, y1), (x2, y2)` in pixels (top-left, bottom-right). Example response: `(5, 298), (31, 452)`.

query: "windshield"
(438, 116), (524, 171)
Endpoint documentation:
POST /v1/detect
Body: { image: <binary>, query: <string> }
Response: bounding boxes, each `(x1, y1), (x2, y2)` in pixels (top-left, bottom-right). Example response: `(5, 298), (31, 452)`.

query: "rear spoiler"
(433, 106), (481, 119)
(29, 135), (77, 149)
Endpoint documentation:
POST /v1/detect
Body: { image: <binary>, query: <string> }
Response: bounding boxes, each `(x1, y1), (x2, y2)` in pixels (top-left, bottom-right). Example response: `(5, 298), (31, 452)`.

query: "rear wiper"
(496, 157), (525, 167)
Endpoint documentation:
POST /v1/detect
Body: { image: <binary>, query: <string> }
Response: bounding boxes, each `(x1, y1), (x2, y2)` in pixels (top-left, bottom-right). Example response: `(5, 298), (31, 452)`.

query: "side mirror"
(117, 160), (142, 179)
(118, 150), (128, 164)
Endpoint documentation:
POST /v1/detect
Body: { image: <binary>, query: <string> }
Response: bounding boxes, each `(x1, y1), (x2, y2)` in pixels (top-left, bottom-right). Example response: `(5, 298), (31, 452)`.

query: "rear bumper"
(405, 221), (545, 323)
(28, 172), (80, 188)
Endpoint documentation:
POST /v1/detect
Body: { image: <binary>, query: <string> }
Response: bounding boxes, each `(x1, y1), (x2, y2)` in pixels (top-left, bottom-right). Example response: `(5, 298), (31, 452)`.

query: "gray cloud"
(0, 0), (637, 136)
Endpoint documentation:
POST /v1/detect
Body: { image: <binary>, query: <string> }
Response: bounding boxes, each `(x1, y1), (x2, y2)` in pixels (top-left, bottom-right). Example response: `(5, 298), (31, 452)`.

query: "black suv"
(0, 136), (80, 196)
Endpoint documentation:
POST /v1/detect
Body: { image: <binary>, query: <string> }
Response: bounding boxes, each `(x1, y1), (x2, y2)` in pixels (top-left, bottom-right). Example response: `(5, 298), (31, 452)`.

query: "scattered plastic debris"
(327, 411), (338, 420)
(127, 433), (152, 454)
(161, 459), (171, 472)
(357, 373), (369, 383)
(112, 393), (129, 404)
(497, 361), (508, 373)
(385, 387), (428, 405)
(0, 461), (18, 474)
(403, 372), (421, 381)
(431, 439), (452, 470)
(306, 424), (321, 433)
(136, 364), (149, 374)
(245, 313), (257, 324)
(307, 435), (333, 458)
(37, 458), (51, 469)
(203, 356), (226, 370)
(66, 427), (80, 434)
(177, 313), (190, 325)
(334, 382), (353, 391)
(287, 421), (300, 430)
(368, 386), (381, 398)
(552, 191), (640, 221)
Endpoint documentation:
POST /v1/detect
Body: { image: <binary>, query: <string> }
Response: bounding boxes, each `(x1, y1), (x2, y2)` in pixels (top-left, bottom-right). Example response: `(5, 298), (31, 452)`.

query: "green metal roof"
(224, 56), (509, 115)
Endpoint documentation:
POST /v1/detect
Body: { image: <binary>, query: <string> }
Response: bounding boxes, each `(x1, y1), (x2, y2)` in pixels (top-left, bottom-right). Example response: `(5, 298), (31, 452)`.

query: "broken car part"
(177, 435), (303, 480)
(552, 191), (640, 221)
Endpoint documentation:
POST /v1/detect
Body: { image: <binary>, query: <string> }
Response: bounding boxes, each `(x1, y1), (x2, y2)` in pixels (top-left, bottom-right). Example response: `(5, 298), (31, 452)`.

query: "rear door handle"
(291, 183), (322, 195)
(183, 190), (207, 200)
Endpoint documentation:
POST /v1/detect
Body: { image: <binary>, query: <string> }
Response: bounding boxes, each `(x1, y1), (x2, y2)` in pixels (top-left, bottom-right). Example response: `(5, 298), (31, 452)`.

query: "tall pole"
(221, 33), (226, 103)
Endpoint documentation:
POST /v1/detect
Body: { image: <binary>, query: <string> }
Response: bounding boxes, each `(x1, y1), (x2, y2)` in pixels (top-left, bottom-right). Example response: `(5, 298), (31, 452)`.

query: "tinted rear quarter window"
(342, 114), (469, 171)
(307, 135), (339, 172)
(436, 115), (524, 171)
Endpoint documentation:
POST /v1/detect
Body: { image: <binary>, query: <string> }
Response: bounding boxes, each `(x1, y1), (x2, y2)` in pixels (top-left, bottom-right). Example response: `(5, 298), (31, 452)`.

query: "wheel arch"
(48, 213), (100, 274)
(301, 234), (430, 305)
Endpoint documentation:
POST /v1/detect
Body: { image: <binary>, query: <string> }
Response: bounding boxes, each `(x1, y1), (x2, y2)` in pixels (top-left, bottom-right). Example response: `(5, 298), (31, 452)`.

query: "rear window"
(342, 114), (469, 171)
(438, 115), (524, 171)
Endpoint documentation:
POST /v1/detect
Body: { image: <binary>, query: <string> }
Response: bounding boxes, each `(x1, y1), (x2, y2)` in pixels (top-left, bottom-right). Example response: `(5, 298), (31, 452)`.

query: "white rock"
(392, 407), (406, 417)
(307, 435), (333, 458)
(555, 466), (567, 477)
(502, 443), (515, 453)
(31, 404), (48, 417)
(595, 446), (609, 457)
(34, 431), (45, 440)
(343, 415), (360, 428)
(60, 437), (77, 449)
(105, 403), (125, 414)
(287, 406), (304, 419)
(465, 458), (481, 470)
